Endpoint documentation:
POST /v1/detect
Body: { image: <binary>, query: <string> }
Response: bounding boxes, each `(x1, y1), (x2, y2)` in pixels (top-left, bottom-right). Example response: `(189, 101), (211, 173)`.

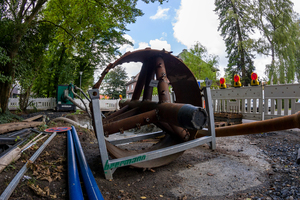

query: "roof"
(125, 73), (139, 86)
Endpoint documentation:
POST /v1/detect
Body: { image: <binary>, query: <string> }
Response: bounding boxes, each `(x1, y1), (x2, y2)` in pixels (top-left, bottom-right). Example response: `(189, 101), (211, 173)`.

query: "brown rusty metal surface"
(155, 56), (171, 103)
(104, 100), (207, 133)
(104, 105), (129, 121)
(93, 49), (202, 106)
(214, 112), (300, 137)
(142, 64), (155, 101)
(92, 49), (204, 169)
(103, 110), (157, 135)
(103, 107), (140, 125)
(103, 102), (207, 136)
(93, 48), (300, 170)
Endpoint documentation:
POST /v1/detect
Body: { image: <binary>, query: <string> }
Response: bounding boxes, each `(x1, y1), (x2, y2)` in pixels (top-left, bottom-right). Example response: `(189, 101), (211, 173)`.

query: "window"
(131, 84), (133, 90)
(127, 86), (129, 91)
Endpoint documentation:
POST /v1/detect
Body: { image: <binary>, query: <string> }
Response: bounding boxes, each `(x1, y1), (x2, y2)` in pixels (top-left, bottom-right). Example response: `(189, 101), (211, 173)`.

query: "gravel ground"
(0, 111), (299, 200)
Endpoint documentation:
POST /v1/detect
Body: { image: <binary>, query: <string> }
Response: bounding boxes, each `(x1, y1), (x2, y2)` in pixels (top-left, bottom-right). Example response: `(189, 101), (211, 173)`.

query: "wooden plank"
(23, 115), (43, 122)
(0, 122), (43, 134)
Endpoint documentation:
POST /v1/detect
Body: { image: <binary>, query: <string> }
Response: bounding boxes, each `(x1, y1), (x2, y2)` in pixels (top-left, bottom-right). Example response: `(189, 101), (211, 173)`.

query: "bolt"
(184, 134), (190, 141)
(136, 123), (141, 129)
(119, 128), (124, 134)
(161, 90), (165, 95)
(161, 73), (166, 77)
(104, 131), (109, 137)
(145, 118), (150, 123)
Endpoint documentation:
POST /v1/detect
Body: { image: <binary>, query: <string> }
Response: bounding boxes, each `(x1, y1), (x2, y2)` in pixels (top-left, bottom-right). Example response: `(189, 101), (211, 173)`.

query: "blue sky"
(115, 0), (300, 80)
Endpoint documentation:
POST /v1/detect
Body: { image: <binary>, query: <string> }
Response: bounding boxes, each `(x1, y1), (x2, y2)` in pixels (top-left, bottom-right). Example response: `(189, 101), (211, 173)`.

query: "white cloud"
(119, 34), (135, 53)
(117, 36), (172, 77)
(293, 0), (300, 14)
(150, 6), (170, 20)
(173, 0), (227, 77)
(138, 42), (150, 49)
(253, 55), (271, 79)
(121, 62), (143, 78)
(172, 0), (300, 79)
(149, 39), (171, 51)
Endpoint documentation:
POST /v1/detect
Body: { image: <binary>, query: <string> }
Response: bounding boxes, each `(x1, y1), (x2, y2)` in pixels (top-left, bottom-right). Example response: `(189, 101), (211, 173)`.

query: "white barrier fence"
(8, 83), (300, 120)
(211, 83), (300, 120)
(8, 98), (120, 112)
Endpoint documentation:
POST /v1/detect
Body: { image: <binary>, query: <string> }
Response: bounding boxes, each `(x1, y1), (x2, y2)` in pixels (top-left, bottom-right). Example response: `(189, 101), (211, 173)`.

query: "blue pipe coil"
(71, 126), (104, 200)
(67, 130), (84, 200)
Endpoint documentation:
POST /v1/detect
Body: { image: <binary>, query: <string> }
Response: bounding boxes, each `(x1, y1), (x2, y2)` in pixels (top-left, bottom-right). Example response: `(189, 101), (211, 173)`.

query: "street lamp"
(79, 71), (83, 97)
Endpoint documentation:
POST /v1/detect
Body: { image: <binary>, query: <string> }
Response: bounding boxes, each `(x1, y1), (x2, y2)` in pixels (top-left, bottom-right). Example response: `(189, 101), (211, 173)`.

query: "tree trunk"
(52, 44), (66, 96)
(19, 83), (34, 112)
(0, 50), (18, 113)
(271, 42), (275, 83)
(0, 79), (13, 113)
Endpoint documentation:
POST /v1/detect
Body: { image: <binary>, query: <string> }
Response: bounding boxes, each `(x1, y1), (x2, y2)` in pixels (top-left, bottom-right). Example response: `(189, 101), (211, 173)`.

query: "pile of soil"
(0, 111), (299, 200)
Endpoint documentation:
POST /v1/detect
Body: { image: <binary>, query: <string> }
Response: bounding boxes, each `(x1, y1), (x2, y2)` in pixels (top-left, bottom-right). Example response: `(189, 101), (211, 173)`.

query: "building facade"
(125, 73), (139, 99)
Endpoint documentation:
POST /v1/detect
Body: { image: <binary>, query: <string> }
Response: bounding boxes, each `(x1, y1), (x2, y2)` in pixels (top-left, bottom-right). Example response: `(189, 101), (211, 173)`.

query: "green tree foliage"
(15, 23), (54, 110)
(215, 0), (255, 86)
(0, 0), (47, 112)
(253, 0), (299, 83)
(295, 20), (300, 81)
(100, 66), (128, 99)
(0, 46), (11, 83)
(0, 0), (165, 112)
(179, 42), (219, 87)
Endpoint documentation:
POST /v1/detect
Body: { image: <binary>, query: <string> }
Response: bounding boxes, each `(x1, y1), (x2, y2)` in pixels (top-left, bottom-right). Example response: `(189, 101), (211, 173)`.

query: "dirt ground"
(0, 112), (299, 200)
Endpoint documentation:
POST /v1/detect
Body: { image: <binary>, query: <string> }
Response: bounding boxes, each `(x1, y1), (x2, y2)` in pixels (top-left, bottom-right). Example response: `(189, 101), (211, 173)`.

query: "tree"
(100, 66), (128, 99)
(0, 0), (165, 113)
(253, 0), (298, 83)
(215, 0), (255, 86)
(15, 23), (54, 110)
(295, 20), (300, 81)
(179, 42), (219, 87)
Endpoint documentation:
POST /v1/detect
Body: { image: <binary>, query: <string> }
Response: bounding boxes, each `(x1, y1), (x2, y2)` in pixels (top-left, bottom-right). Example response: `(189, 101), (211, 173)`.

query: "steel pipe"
(71, 126), (104, 200)
(155, 56), (171, 103)
(103, 102), (207, 135)
(199, 112), (300, 138)
(67, 130), (84, 200)
(103, 110), (157, 135)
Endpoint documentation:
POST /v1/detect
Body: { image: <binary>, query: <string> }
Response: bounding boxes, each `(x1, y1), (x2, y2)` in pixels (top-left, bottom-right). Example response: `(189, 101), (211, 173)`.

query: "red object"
(45, 127), (72, 132)
(251, 72), (258, 80)
(220, 78), (225, 84)
(234, 75), (240, 82)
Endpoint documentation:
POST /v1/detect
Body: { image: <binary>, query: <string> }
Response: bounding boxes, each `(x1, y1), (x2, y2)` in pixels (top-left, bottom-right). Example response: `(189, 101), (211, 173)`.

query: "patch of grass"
(0, 110), (23, 124)
(27, 176), (37, 185)
(4, 161), (16, 172)
(37, 123), (48, 131)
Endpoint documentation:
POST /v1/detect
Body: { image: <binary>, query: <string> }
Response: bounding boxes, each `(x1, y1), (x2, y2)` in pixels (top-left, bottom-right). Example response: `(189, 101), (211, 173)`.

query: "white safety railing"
(8, 83), (300, 120)
(8, 98), (56, 110)
(264, 84), (300, 119)
(211, 83), (300, 120)
(8, 98), (120, 112)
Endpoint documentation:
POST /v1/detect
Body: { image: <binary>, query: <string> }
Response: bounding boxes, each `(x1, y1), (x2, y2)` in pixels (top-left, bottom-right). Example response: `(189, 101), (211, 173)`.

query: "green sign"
(104, 155), (146, 171)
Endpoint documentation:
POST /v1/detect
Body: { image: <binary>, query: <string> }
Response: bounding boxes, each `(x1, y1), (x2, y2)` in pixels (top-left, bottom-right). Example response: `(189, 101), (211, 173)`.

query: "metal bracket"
(203, 84), (216, 150)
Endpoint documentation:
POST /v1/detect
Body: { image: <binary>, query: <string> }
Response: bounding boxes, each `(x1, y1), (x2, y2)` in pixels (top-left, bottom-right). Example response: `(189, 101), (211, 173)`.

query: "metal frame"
(88, 86), (216, 180)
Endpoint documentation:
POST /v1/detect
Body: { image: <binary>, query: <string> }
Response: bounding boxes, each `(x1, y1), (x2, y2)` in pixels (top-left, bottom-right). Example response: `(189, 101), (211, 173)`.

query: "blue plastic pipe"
(67, 130), (84, 200)
(71, 126), (104, 200)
